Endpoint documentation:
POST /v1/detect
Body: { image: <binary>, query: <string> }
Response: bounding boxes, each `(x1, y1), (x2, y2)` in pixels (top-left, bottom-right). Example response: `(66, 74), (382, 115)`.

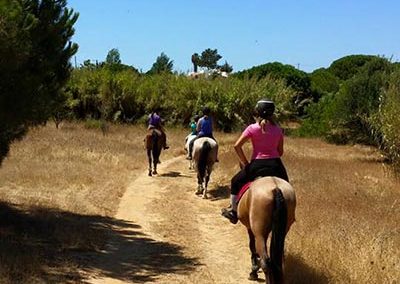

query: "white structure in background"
(187, 69), (229, 79)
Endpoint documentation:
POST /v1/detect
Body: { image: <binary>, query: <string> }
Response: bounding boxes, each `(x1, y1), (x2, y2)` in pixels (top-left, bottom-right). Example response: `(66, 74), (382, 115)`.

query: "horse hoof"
(202, 194), (208, 199)
(248, 271), (258, 281)
(153, 171), (157, 175)
(148, 172), (152, 177)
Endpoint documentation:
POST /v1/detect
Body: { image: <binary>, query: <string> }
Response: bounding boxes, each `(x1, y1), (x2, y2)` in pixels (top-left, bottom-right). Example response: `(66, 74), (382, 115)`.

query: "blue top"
(198, 116), (213, 136)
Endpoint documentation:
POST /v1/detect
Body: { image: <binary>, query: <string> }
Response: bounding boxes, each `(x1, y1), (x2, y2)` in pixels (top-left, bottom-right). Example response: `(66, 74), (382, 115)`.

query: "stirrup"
(221, 208), (238, 224)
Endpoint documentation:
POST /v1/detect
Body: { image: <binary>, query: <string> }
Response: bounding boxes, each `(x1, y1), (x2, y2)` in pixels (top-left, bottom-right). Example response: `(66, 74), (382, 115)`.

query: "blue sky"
(68, 0), (400, 73)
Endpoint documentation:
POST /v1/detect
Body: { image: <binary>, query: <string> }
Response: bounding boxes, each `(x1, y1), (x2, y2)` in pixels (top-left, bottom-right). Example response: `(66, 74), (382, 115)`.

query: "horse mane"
(270, 187), (287, 283)
(198, 140), (211, 179)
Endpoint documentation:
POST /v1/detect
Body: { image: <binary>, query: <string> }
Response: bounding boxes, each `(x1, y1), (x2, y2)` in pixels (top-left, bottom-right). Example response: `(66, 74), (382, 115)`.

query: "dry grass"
(216, 135), (400, 284)
(0, 122), (185, 283)
(0, 123), (399, 283)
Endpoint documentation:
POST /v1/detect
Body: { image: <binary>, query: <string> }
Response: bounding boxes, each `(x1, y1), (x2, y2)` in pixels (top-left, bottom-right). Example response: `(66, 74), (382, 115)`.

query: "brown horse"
(238, 176), (296, 283)
(145, 129), (164, 176)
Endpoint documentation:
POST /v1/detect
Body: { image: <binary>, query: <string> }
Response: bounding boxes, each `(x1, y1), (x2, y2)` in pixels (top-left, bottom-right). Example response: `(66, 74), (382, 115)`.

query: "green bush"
(370, 70), (400, 170)
(65, 69), (297, 132)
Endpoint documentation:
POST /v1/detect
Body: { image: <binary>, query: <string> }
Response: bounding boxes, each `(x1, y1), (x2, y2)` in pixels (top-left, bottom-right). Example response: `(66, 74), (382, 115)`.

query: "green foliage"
(329, 54), (376, 81)
(310, 68), (340, 97)
(65, 69), (297, 132)
(300, 57), (392, 144)
(0, 0), (78, 164)
(235, 62), (312, 115)
(106, 48), (121, 65)
(198, 48), (222, 70)
(370, 70), (400, 170)
(148, 52), (174, 74)
(220, 61), (233, 73)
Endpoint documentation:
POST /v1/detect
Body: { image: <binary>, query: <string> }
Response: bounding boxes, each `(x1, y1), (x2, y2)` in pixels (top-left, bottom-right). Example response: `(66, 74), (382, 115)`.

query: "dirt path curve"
(88, 156), (258, 283)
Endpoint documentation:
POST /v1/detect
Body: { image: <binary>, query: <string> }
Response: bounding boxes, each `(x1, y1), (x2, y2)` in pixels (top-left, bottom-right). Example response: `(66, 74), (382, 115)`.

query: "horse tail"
(269, 187), (287, 283)
(198, 140), (211, 179)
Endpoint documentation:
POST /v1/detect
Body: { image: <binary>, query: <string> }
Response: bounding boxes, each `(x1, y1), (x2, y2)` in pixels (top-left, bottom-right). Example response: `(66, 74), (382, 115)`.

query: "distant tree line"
(1, 2), (398, 171)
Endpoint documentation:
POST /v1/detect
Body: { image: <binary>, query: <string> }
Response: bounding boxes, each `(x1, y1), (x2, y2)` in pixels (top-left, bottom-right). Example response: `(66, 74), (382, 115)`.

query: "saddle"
(237, 181), (253, 205)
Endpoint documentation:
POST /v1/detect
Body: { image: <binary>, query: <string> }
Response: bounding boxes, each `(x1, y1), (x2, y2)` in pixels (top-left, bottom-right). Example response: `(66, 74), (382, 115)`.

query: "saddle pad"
(237, 181), (253, 204)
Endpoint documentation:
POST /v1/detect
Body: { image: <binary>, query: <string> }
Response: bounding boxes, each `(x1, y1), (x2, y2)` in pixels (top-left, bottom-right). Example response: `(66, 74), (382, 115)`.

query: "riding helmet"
(255, 99), (275, 119)
(202, 106), (211, 115)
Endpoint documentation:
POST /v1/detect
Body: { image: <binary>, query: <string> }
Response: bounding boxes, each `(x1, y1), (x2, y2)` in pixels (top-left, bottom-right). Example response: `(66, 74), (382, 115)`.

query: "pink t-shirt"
(243, 123), (283, 160)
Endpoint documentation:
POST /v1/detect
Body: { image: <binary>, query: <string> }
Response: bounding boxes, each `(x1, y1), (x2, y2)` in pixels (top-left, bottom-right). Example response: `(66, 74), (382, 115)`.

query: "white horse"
(192, 137), (218, 199)
(184, 133), (197, 169)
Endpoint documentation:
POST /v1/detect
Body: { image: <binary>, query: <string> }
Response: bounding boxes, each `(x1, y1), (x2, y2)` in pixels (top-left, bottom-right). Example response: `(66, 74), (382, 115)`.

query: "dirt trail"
(88, 156), (257, 283)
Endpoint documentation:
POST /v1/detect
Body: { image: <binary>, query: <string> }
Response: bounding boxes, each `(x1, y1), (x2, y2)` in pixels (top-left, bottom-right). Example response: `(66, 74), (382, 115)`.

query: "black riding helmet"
(202, 106), (211, 116)
(255, 99), (275, 119)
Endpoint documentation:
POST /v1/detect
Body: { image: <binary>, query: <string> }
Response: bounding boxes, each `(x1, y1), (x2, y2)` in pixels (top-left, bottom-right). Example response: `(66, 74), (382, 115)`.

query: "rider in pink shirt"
(243, 122), (283, 160)
(221, 99), (289, 224)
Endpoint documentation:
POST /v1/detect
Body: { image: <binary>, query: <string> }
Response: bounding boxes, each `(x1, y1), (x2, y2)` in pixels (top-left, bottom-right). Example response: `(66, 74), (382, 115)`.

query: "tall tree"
(105, 48), (122, 65)
(191, 53), (200, 72)
(198, 48), (222, 70)
(0, 0), (78, 165)
(220, 61), (233, 73)
(148, 52), (174, 74)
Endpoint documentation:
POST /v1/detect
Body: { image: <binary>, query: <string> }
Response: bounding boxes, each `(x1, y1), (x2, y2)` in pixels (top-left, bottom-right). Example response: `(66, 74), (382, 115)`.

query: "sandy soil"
(88, 156), (259, 284)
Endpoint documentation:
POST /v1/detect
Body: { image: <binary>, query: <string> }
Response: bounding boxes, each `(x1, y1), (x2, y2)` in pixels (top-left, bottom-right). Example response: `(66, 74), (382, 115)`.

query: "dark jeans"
(231, 158), (289, 195)
(188, 134), (216, 157)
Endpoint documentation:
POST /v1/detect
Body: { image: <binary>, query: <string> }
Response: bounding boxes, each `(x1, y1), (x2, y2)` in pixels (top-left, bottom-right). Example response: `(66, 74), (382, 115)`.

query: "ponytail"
(258, 115), (277, 133)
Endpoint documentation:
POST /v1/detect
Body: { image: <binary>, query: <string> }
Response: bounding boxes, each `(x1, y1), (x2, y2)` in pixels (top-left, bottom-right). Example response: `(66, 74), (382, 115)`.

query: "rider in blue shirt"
(187, 107), (217, 160)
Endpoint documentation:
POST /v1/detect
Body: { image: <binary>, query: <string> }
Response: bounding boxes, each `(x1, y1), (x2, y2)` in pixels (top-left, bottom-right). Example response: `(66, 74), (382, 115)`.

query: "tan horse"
(192, 137), (218, 199)
(238, 176), (296, 283)
(144, 129), (164, 176)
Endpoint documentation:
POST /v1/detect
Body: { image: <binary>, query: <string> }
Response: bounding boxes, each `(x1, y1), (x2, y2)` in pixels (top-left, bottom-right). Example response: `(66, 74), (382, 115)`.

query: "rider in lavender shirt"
(148, 108), (169, 150)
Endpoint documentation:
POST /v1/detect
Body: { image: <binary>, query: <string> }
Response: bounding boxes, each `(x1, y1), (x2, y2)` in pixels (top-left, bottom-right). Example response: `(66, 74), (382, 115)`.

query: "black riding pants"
(231, 158), (289, 195)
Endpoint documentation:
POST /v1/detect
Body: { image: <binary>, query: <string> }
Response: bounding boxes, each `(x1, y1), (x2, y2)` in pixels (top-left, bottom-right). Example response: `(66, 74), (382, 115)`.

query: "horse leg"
(255, 233), (272, 284)
(203, 170), (210, 199)
(248, 229), (260, 281)
(153, 153), (158, 175)
(196, 172), (203, 195)
(147, 149), (152, 176)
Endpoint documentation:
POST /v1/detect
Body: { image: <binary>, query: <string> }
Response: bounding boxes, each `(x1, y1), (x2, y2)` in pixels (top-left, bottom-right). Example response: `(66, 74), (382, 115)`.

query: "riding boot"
(221, 195), (238, 224)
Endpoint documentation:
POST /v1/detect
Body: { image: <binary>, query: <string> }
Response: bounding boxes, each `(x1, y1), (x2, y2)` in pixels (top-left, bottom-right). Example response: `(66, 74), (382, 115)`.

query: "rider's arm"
(196, 119), (202, 133)
(234, 133), (250, 168)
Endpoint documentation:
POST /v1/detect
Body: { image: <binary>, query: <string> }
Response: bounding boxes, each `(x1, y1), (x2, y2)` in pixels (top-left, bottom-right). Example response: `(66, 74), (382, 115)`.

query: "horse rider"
(190, 114), (200, 135)
(221, 99), (289, 224)
(148, 108), (169, 150)
(187, 106), (218, 161)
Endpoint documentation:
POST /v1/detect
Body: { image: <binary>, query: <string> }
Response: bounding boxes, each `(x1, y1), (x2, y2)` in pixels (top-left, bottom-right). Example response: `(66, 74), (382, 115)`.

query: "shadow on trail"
(285, 254), (329, 284)
(0, 202), (198, 283)
(208, 185), (230, 201)
(159, 171), (191, 178)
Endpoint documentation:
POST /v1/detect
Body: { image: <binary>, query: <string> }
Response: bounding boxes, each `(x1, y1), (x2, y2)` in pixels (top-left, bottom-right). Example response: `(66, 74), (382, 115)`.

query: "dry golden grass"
(0, 123), (399, 283)
(216, 135), (400, 284)
(0, 122), (185, 283)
